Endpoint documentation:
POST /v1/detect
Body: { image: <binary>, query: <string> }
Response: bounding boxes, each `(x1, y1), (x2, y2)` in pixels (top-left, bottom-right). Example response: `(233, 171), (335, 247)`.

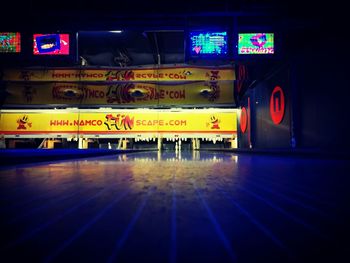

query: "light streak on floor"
(0, 151), (349, 263)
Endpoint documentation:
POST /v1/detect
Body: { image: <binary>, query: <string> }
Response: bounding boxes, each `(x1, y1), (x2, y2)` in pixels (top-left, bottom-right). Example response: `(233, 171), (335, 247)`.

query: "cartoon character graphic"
(250, 33), (267, 48)
(17, 115), (32, 130)
(105, 70), (135, 81)
(208, 116), (220, 129)
(200, 82), (221, 102)
(205, 70), (220, 81)
(106, 83), (135, 104)
(182, 70), (192, 76)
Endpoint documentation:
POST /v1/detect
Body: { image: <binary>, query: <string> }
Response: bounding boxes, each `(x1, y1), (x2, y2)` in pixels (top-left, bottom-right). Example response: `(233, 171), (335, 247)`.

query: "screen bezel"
(33, 33), (70, 56)
(187, 29), (230, 59)
(237, 32), (274, 55)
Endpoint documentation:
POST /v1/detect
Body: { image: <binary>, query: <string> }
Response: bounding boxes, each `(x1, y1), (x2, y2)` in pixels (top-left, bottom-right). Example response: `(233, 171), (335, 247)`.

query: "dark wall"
(254, 69), (290, 148)
(238, 10), (350, 153)
(290, 31), (350, 152)
(238, 66), (291, 149)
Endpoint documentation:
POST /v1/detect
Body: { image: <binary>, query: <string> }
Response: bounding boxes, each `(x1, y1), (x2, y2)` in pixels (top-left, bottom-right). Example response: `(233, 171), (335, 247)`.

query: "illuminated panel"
(0, 32), (21, 53)
(33, 34), (69, 55)
(189, 31), (228, 56)
(238, 33), (274, 55)
(3, 81), (235, 106)
(0, 111), (237, 136)
(2, 67), (236, 81)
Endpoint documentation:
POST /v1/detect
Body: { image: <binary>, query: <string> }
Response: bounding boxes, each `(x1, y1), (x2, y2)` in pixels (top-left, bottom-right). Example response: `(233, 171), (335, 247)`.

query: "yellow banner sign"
(3, 81), (234, 106)
(0, 111), (237, 135)
(2, 66), (235, 82)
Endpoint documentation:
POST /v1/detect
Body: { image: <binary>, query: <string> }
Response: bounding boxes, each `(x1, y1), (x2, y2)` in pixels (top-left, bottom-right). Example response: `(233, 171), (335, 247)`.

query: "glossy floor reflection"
(0, 151), (349, 263)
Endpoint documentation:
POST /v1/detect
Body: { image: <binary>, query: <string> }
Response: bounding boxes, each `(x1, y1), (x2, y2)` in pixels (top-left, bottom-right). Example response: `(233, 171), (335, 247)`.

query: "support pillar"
(157, 137), (162, 151)
(82, 139), (89, 149)
(78, 138), (84, 149)
(230, 136), (237, 148)
(122, 139), (128, 150)
(45, 138), (55, 149)
(192, 138), (196, 150)
(192, 138), (200, 150)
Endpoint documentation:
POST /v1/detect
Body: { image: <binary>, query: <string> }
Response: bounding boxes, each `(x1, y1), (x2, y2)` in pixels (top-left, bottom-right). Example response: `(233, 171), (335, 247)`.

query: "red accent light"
(240, 107), (247, 133)
(269, 86), (285, 125)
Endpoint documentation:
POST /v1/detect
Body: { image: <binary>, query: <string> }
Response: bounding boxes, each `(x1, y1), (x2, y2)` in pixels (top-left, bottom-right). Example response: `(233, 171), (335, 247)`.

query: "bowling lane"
(0, 151), (349, 263)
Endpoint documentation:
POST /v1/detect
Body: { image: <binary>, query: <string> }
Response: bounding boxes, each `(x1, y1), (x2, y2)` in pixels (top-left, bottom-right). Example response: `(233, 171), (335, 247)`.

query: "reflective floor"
(0, 151), (349, 263)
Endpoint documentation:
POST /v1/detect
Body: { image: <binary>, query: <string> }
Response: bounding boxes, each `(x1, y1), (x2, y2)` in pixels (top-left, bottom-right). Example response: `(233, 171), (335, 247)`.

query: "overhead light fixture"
(109, 30), (123, 33)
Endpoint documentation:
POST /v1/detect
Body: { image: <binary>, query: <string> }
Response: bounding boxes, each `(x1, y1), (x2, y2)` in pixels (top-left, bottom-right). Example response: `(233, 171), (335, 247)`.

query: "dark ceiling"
(78, 30), (186, 67)
(0, 0), (344, 68)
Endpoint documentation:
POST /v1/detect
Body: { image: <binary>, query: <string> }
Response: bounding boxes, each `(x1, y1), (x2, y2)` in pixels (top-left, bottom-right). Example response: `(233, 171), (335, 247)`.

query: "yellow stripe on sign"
(2, 66), (235, 82)
(0, 111), (237, 134)
(4, 81), (234, 106)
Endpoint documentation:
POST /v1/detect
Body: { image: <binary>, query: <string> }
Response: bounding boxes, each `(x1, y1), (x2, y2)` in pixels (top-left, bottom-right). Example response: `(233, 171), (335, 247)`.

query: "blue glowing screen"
(189, 31), (228, 56)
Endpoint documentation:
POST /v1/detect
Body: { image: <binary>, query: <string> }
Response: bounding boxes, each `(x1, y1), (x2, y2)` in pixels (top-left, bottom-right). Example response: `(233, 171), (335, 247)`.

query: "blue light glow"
(189, 31), (228, 56)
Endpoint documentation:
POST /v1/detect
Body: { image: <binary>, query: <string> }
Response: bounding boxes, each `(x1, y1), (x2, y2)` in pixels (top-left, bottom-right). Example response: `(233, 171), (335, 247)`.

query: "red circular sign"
(240, 107), (248, 133)
(269, 86), (285, 125)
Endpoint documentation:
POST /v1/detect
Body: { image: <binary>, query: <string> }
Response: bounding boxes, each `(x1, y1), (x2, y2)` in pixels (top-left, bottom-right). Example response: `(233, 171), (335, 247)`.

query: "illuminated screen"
(238, 33), (274, 54)
(0, 32), (21, 53)
(189, 31), (228, 56)
(33, 34), (70, 55)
